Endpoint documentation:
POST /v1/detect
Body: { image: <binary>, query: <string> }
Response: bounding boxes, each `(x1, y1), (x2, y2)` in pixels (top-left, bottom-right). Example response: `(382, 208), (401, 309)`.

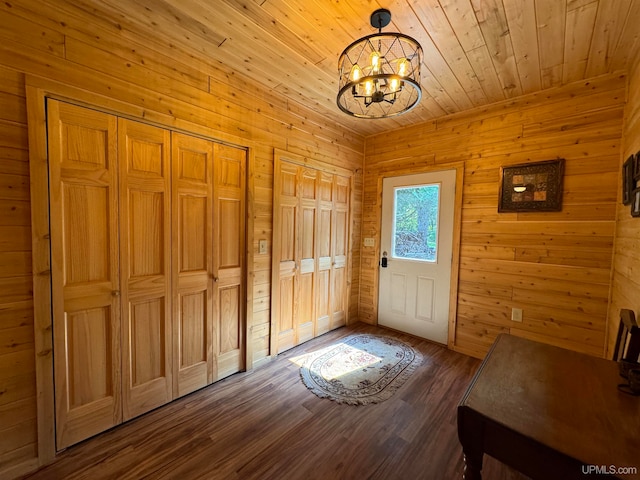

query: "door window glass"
(392, 184), (439, 262)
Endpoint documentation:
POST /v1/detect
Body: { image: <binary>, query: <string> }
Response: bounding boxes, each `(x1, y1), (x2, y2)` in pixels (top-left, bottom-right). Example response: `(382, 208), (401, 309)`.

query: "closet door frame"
(26, 79), (255, 467)
(270, 149), (355, 355)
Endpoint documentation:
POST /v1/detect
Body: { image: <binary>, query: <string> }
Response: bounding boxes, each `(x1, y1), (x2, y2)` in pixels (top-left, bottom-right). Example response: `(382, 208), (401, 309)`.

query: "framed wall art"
(632, 188), (640, 217)
(498, 159), (565, 213)
(634, 152), (640, 181)
(623, 155), (635, 206)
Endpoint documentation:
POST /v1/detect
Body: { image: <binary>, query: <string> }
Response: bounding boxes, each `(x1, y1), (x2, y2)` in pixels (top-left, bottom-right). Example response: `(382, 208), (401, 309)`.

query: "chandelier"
(337, 9), (423, 119)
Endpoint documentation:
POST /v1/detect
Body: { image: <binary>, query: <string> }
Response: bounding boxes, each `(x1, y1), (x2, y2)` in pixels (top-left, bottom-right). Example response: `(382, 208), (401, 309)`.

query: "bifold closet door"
(331, 175), (350, 329)
(316, 173), (350, 334)
(171, 138), (246, 390)
(172, 132), (214, 397)
(296, 168), (318, 345)
(316, 173), (333, 336)
(49, 102), (247, 449)
(273, 161), (298, 352)
(118, 119), (173, 420)
(213, 144), (246, 379)
(273, 158), (348, 354)
(48, 101), (122, 449)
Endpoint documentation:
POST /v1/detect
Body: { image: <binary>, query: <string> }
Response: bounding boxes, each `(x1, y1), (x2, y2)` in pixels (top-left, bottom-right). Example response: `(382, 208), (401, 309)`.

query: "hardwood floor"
(23, 323), (527, 480)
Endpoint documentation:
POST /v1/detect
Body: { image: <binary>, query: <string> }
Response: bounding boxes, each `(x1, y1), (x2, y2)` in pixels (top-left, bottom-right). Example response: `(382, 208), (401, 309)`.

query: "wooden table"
(457, 334), (640, 480)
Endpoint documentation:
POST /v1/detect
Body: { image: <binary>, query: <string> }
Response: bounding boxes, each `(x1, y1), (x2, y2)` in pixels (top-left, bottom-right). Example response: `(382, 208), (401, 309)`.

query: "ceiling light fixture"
(337, 8), (423, 119)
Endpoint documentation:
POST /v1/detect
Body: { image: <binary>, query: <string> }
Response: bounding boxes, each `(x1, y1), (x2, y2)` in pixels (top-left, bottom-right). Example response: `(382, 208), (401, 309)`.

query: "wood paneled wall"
(607, 58), (640, 358)
(361, 73), (626, 360)
(0, 2), (363, 477)
(0, 64), (36, 478)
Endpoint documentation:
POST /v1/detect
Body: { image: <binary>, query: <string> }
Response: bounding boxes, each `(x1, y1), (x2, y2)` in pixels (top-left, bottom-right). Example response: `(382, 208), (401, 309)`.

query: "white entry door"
(377, 170), (456, 344)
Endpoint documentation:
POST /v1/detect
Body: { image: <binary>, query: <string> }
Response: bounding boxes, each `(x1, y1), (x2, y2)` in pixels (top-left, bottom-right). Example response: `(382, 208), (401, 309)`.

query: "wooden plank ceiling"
(60, 0), (640, 137)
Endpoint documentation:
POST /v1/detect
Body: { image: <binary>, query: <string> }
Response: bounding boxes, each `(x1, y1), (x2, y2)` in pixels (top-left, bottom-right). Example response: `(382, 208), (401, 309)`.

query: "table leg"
(462, 450), (483, 480)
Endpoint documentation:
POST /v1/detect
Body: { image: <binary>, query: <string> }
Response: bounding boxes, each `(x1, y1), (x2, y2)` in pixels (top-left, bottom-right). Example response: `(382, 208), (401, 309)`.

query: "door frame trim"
(26, 75), (256, 467)
(370, 162), (465, 349)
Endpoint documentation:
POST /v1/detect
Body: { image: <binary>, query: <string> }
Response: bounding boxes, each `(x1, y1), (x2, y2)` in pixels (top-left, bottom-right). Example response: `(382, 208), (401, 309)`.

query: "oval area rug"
(299, 334), (423, 405)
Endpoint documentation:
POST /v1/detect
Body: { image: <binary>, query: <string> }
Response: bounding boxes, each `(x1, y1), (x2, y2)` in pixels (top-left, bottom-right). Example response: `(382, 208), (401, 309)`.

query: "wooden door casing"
(118, 119), (173, 421)
(171, 132), (214, 397)
(48, 100), (122, 449)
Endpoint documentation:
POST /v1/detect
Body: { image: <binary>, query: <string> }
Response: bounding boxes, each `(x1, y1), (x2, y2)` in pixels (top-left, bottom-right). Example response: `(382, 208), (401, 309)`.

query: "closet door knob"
(112, 290), (120, 297)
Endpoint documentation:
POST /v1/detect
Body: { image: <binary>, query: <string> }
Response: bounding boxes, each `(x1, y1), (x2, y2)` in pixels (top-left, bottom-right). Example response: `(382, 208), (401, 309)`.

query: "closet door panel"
(219, 199), (241, 267)
(214, 144), (246, 380)
(47, 100), (121, 450)
(298, 169), (317, 343)
(129, 299), (165, 384)
(316, 173), (333, 336)
(316, 272), (331, 335)
(217, 283), (242, 378)
(331, 176), (350, 329)
(274, 162), (298, 353)
(119, 119), (172, 420)
(172, 132), (213, 397)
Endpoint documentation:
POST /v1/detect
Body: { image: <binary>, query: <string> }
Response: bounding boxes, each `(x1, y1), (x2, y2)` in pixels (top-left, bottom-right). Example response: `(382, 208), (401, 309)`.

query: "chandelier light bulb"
(370, 51), (382, 74)
(350, 64), (362, 82)
(390, 76), (400, 93)
(364, 80), (375, 96)
(397, 58), (409, 77)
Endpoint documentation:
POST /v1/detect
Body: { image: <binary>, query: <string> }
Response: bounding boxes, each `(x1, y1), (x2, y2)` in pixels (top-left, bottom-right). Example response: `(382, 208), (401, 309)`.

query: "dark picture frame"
(498, 159), (565, 213)
(623, 155), (635, 205)
(634, 152), (640, 181)
(632, 188), (640, 217)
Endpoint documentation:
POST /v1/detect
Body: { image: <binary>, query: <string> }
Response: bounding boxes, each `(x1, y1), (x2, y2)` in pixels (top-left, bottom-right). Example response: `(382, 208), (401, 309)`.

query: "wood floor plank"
(22, 323), (527, 480)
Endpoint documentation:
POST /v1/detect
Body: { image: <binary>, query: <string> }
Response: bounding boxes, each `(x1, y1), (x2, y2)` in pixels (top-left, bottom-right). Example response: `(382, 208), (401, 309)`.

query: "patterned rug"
(298, 334), (423, 405)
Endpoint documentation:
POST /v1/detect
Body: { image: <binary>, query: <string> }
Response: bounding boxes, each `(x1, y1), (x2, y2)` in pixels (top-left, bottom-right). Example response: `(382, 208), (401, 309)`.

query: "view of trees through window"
(393, 184), (439, 261)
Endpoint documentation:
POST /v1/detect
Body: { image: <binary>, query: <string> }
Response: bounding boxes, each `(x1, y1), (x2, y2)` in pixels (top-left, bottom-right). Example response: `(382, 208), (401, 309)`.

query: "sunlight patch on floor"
(290, 343), (382, 379)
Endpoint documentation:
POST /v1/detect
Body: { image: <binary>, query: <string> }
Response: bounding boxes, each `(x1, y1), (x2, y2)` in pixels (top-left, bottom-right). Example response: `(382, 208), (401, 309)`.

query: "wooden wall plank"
(0, 200), (31, 226)
(412, 0), (487, 106)
(0, 301), (33, 330)
(563, 2), (598, 83)
(470, 0), (523, 98)
(0, 121), (28, 150)
(0, 10), (64, 58)
(585, 0), (633, 78)
(0, 419), (37, 464)
(503, 0), (541, 93)
(535, 0), (567, 88)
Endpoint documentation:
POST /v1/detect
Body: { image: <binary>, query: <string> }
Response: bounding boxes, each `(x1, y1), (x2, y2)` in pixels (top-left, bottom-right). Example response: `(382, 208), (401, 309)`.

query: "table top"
(459, 334), (640, 473)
